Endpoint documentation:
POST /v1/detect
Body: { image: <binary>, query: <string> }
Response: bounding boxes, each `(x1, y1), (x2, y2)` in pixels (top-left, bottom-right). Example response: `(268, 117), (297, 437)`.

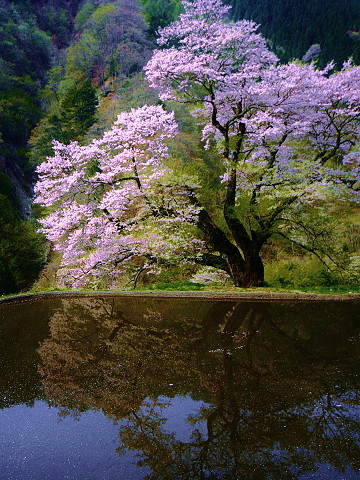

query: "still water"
(0, 294), (359, 480)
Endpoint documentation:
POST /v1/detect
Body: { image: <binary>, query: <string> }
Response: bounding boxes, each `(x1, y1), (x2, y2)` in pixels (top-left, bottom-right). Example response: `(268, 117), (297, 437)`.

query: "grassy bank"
(1, 283), (360, 303)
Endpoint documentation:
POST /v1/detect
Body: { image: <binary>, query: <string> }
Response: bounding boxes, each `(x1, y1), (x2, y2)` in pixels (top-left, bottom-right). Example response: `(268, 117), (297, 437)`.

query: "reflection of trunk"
(222, 304), (267, 371)
(196, 302), (263, 348)
(222, 350), (241, 445)
(223, 169), (266, 287)
(200, 301), (238, 331)
(222, 303), (253, 336)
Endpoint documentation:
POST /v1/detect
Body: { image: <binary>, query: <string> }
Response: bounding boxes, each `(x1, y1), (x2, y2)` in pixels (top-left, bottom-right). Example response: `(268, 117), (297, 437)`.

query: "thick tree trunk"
(187, 187), (266, 288)
(225, 250), (264, 287)
(196, 207), (265, 287)
(242, 251), (265, 287)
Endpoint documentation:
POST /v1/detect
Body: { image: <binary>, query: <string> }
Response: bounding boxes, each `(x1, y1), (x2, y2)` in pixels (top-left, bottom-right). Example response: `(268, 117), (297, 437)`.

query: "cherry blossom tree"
(145, 0), (360, 286)
(34, 105), (200, 288)
(35, 0), (360, 288)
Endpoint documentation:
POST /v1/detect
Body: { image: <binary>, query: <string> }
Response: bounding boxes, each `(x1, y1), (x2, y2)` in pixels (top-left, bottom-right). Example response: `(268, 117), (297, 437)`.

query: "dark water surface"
(0, 295), (359, 480)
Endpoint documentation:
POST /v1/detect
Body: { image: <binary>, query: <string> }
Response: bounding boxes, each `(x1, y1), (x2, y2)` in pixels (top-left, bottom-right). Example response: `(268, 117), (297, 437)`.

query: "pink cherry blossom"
(34, 105), (201, 287)
(145, 0), (360, 286)
(35, 0), (360, 288)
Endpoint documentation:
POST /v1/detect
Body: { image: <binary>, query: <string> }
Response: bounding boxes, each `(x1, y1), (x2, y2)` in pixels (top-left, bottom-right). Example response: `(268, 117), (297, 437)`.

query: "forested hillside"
(0, 0), (359, 293)
(225, 0), (360, 67)
(0, 0), (51, 292)
(0, 0), (175, 293)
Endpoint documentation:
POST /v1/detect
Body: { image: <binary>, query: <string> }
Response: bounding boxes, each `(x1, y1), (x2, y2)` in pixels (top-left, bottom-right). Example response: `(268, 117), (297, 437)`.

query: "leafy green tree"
(68, 0), (152, 84)
(0, 176), (44, 294)
(29, 78), (98, 162)
(74, 0), (96, 31)
(59, 79), (98, 143)
(139, 0), (183, 39)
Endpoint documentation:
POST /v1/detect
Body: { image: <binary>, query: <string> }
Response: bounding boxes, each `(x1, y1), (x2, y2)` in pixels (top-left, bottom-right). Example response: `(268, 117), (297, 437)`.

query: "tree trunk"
(243, 251), (265, 287)
(224, 249), (264, 287)
(188, 189), (265, 288)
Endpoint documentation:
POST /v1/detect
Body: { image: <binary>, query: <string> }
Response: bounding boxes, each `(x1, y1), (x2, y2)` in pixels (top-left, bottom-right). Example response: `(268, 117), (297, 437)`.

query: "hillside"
(226, 0), (360, 67)
(0, 0), (359, 293)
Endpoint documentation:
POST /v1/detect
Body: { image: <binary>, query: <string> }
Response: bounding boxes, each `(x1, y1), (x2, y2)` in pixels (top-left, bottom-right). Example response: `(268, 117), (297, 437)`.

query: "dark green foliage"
(59, 79), (98, 142)
(0, 80), (41, 155)
(10, 0), (82, 47)
(225, 0), (360, 67)
(0, 0), (83, 170)
(0, 2), (54, 292)
(37, 6), (73, 48)
(0, 179), (45, 294)
(139, 0), (183, 39)
(0, 6), (51, 81)
(0, 5), (51, 158)
(0, 174), (12, 199)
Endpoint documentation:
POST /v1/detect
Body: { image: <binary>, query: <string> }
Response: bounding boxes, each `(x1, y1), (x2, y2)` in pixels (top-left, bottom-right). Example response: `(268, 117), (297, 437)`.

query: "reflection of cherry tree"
(116, 302), (359, 479)
(38, 297), (207, 418)
(38, 297), (359, 478)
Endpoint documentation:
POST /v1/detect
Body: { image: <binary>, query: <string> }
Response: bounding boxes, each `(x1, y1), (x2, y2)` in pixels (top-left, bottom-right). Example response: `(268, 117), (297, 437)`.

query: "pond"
(0, 293), (359, 480)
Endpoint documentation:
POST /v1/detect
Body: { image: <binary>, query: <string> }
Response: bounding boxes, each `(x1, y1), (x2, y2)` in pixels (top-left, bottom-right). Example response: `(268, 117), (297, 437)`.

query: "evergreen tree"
(59, 79), (98, 143)
(225, 0), (360, 67)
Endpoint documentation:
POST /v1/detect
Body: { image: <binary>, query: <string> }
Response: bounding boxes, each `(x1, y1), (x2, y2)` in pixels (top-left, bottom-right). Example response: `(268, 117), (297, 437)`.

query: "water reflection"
(33, 297), (359, 479)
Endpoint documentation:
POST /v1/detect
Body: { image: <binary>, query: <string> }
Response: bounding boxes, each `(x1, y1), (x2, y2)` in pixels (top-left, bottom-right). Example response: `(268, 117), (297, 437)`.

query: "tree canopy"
(34, 105), (199, 287)
(35, 0), (360, 289)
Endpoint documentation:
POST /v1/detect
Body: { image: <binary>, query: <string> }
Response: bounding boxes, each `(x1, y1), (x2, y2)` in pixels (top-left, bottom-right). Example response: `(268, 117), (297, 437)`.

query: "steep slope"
(225, 0), (360, 67)
(0, 0), (80, 292)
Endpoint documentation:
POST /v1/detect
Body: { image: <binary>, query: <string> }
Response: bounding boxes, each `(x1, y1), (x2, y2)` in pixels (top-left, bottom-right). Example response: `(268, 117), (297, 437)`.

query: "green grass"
(140, 281), (206, 291)
(137, 282), (360, 295)
(1, 282), (359, 301)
